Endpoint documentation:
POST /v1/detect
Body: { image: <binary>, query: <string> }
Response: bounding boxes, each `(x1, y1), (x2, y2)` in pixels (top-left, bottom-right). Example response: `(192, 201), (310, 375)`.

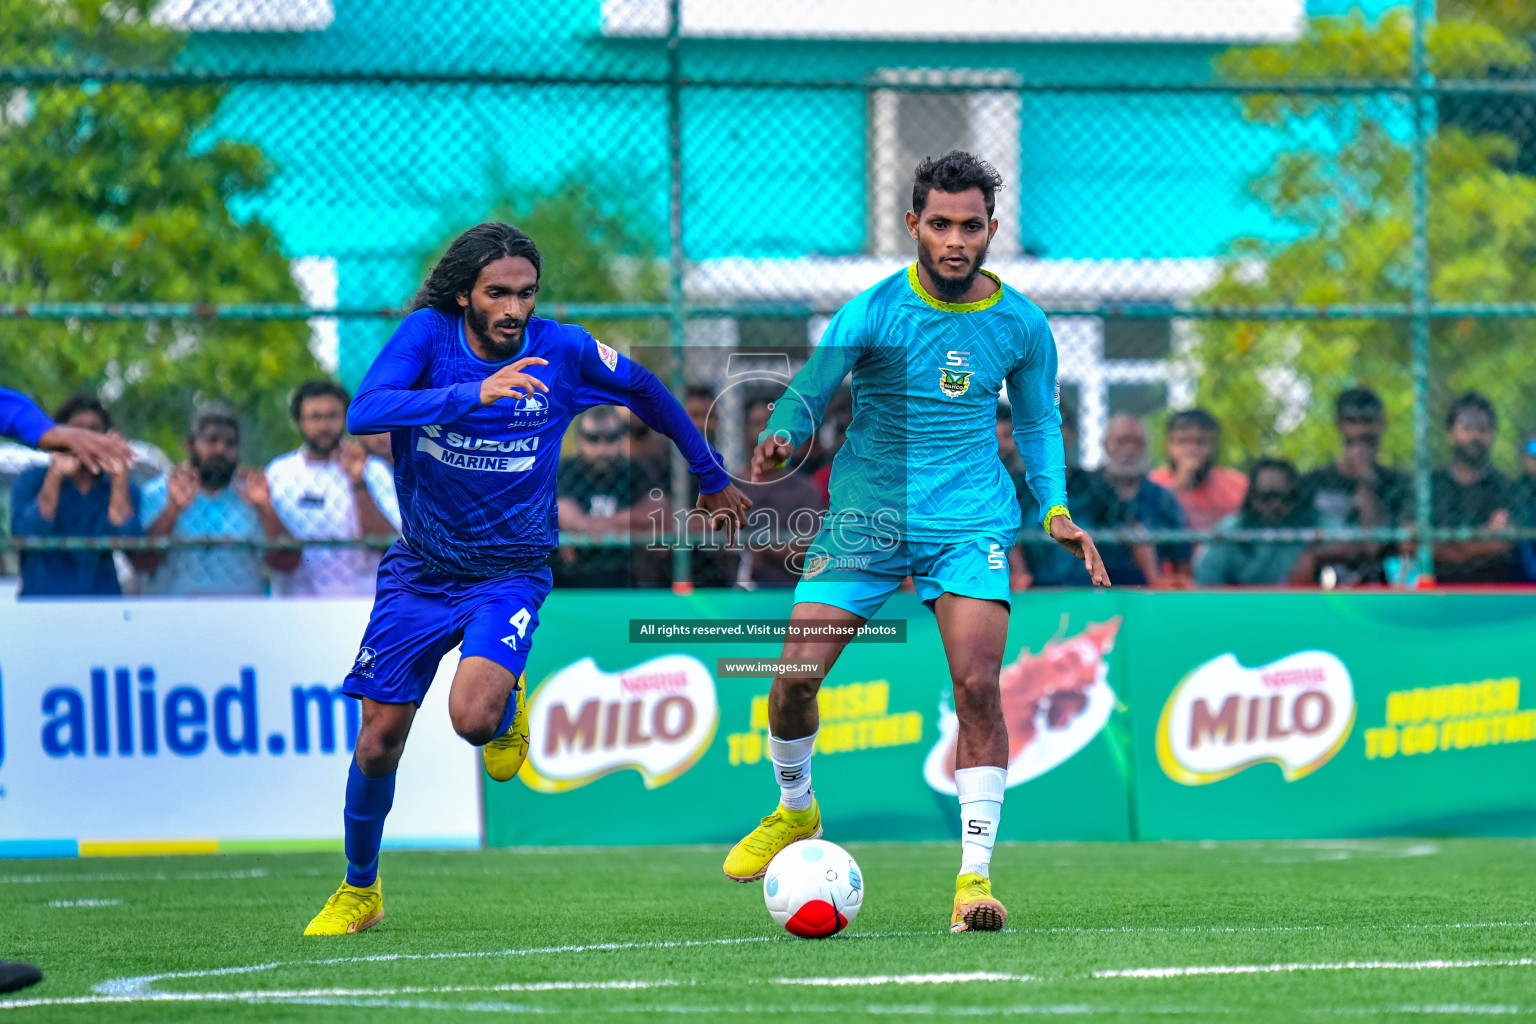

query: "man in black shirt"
(556, 406), (668, 586)
(1298, 387), (1412, 585)
(1430, 392), (1514, 584)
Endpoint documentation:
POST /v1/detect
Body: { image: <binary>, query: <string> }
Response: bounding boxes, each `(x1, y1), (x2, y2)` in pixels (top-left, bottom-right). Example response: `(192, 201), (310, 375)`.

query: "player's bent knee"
(449, 704), (501, 746)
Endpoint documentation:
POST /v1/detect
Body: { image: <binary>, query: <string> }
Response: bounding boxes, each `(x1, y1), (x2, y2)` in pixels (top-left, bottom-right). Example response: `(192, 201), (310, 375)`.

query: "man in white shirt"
(266, 379), (397, 596)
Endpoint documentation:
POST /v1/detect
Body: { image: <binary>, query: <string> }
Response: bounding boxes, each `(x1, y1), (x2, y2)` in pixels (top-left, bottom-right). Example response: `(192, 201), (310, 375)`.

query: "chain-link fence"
(5, 0), (1536, 593)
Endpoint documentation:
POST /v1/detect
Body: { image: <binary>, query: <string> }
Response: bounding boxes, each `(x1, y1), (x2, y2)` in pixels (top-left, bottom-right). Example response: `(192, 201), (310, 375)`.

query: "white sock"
(769, 732), (817, 811)
(955, 765), (1007, 878)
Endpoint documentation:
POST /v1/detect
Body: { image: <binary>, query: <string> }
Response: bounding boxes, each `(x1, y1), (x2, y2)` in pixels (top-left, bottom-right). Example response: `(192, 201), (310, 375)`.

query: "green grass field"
(0, 838), (1532, 1022)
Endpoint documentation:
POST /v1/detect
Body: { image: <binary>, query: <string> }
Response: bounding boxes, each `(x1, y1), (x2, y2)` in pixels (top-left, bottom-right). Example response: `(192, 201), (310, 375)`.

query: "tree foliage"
(0, 0), (318, 460)
(419, 178), (668, 357)
(1190, 4), (1536, 469)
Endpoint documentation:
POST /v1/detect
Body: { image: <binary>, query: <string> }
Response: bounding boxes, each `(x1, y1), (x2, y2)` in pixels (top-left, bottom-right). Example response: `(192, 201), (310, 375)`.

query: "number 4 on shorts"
(502, 607), (531, 651)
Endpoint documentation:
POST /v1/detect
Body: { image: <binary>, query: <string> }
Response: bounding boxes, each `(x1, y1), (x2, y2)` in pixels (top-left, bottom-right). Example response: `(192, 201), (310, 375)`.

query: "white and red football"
(763, 839), (863, 938)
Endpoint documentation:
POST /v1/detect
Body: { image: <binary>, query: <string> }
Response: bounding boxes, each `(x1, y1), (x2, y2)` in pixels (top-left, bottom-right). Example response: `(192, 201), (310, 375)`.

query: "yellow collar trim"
(907, 263), (1004, 313)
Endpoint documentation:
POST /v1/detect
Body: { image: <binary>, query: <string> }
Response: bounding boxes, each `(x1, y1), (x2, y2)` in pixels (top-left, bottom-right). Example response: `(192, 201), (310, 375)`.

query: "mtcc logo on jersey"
(511, 392), (549, 421)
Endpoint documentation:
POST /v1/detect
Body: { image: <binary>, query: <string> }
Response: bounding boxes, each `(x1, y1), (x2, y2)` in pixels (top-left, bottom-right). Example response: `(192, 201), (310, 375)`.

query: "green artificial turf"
(0, 838), (1532, 1022)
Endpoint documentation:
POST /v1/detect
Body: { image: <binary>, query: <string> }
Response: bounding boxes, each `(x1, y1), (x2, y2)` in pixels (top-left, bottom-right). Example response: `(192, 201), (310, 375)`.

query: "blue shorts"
(792, 530), (1014, 620)
(344, 542), (553, 705)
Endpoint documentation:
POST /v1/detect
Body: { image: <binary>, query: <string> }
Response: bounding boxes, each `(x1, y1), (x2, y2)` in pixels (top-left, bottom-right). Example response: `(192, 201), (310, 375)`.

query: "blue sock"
(490, 681), (521, 742)
(344, 758), (395, 888)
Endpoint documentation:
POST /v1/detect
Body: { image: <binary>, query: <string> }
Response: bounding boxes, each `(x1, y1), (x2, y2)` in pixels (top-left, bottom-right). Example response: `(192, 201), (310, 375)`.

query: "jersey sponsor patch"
(416, 435), (536, 472)
(939, 368), (973, 398)
(595, 340), (619, 372)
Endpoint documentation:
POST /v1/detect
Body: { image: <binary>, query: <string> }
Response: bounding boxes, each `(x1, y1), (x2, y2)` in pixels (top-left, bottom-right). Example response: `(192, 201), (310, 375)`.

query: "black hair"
(1241, 457), (1307, 525)
(410, 222), (542, 315)
(289, 378), (351, 422)
(1166, 408), (1220, 436)
(685, 385), (717, 403)
(996, 403), (1013, 423)
(52, 393), (112, 430)
(912, 151), (1004, 218)
(1446, 391), (1497, 430)
(189, 404), (240, 440)
(1335, 386), (1383, 420)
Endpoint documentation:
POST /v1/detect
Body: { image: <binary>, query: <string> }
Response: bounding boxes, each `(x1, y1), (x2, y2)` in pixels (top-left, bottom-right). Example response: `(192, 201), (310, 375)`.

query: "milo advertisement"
(483, 590), (1536, 846)
(483, 589), (1131, 846)
(1129, 593), (1536, 840)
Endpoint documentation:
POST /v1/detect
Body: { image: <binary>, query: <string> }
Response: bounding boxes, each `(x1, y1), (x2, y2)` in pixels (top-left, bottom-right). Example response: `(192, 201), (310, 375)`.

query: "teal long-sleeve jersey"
(763, 264), (1068, 542)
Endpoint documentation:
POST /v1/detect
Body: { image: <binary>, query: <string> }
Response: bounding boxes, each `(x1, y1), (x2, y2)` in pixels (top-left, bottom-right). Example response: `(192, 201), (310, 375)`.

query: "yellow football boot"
(723, 798), (822, 882)
(951, 873), (1007, 933)
(304, 879), (384, 936)
(483, 678), (529, 783)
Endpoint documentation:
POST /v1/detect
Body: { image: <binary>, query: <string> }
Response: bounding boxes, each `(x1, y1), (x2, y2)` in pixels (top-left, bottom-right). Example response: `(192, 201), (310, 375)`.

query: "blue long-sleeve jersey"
(0, 387), (55, 447)
(350, 308), (729, 580)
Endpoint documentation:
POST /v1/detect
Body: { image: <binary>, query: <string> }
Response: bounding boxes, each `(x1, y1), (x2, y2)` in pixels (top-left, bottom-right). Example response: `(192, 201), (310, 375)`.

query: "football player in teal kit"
(723, 152), (1110, 932)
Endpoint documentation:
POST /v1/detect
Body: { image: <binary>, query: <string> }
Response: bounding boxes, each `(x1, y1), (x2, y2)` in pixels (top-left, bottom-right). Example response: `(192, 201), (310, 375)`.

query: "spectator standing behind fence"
(1195, 458), (1316, 586)
(137, 406), (301, 596)
(1149, 409), (1248, 532)
(1076, 415), (1190, 586)
(556, 406), (668, 586)
(1297, 387), (1412, 586)
(10, 395), (141, 597)
(265, 379), (397, 596)
(1429, 392), (1514, 584)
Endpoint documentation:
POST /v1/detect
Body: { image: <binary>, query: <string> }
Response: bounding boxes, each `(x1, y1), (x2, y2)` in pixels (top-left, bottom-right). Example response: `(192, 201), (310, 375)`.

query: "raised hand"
(1050, 515), (1112, 588)
(37, 424), (134, 475)
(48, 451), (81, 478)
(166, 464), (200, 510)
(240, 467), (274, 509)
(479, 357), (550, 406)
(339, 438), (369, 484)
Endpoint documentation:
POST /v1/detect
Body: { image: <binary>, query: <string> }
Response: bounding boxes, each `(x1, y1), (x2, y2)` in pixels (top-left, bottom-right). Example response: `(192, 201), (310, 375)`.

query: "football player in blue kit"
(304, 223), (750, 935)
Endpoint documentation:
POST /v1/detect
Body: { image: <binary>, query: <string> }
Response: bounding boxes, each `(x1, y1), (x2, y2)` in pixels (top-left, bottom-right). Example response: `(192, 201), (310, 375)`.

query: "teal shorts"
(792, 529), (1014, 620)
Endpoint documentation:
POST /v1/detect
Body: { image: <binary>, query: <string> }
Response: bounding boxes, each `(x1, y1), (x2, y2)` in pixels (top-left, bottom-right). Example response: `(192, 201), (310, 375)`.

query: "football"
(763, 839), (864, 938)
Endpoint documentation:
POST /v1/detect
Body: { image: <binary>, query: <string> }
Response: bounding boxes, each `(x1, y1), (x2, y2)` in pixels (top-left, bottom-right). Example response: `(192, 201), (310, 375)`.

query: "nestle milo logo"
(1156, 651), (1355, 786)
(519, 655), (717, 793)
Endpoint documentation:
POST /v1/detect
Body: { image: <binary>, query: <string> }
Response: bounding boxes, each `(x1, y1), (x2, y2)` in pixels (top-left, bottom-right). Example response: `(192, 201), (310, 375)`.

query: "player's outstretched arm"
(1, 385), (132, 474)
(570, 334), (750, 538)
(1050, 514), (1111, 588)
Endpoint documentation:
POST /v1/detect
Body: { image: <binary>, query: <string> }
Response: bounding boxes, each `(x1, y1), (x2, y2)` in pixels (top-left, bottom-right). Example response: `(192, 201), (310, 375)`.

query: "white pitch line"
(1018, 921), (1536, 937)
(1095, 958), (1536, 979)
(47, 899), (123, 908)
(0, 869), (269, 885)
(0, 980), (675, 1011)
(779, 972), (1035, 987)
(94, 934), (805, 996)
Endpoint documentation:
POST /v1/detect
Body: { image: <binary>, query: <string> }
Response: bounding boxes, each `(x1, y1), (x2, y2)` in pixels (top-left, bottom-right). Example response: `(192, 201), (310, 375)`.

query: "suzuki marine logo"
(1156, 651), (1355, 786)
(519, 655), (717, 793)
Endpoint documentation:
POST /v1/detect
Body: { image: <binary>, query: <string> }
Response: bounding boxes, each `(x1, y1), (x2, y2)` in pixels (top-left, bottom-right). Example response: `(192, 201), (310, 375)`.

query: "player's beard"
(1454, 439), (1491, 469)
(920, 238), (990, 301)
(304, 431), (342, 459)
(193, 452), (238, 490)
(466, 302), (528, 361)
